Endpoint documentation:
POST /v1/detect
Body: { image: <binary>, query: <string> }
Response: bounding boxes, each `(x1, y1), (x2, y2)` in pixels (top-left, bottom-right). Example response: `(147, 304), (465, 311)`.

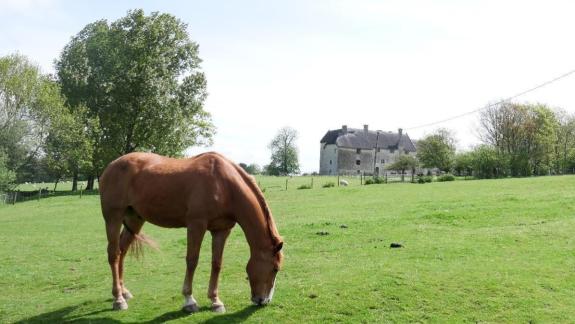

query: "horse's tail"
(122, 213), (159, 259)
(128, 231), (159, 259)
(228, 161), (283, 246)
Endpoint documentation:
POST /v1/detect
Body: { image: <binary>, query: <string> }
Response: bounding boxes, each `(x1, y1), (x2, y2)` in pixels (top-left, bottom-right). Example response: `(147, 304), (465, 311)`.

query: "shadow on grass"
(13, 303), (120, 323)
(199, 305), (261, 324)
(14, 302), (261, 323)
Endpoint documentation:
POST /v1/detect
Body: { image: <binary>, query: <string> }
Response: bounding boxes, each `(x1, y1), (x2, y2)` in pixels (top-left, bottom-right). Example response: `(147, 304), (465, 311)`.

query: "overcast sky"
(2, 0), (575, 172)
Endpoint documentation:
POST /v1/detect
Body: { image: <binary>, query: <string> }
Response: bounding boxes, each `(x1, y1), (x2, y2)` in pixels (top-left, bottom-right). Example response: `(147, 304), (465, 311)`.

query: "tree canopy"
(267, 127), (299, 176)
(0, 54), (65, 184)
(416, 128), (456, 172)
(479, 102), (560, 176)
(56, 9), (214, 170)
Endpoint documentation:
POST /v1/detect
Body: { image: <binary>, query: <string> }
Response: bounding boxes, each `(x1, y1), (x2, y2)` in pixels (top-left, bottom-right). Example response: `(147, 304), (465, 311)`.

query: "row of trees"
(243, 103), (575, 179)
(405, 102), (575, 179)
(0, 10), (214, 192)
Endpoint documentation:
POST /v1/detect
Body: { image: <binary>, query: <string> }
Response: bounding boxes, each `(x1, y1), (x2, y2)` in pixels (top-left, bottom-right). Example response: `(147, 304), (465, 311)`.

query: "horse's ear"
(274, 241), (283, 254)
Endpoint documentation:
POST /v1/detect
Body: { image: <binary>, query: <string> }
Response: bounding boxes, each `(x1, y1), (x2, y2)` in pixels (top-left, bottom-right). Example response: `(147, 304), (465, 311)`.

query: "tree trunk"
(86, 174), (95, 190)
(53, 179), (59, 192)
(72, 171), (78, 192)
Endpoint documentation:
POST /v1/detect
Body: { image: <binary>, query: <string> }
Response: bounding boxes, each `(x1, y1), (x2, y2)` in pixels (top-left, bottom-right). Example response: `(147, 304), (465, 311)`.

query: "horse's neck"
(235, 207), (273, 254)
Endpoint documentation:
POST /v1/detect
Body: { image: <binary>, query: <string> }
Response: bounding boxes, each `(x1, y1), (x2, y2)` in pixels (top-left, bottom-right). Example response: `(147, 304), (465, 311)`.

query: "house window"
(329, 160), (332, 165)
(356, 159), (361, 166)
(390, 149), (395, 153)
(356, 148), (361, 154)
(376, 148), (381, 152)
(381, 159), (385, 164)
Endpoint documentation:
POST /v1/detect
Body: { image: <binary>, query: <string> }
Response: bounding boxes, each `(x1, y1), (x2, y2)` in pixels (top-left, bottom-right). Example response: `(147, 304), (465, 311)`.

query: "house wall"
(319, 144), (338, 175)
(335, 148), (417, 176)
(337, 147), (375, 175)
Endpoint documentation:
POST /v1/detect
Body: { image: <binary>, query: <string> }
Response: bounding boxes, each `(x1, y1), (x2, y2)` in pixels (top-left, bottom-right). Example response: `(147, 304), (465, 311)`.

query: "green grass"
(2, 176), (575, 322)
(17, 180), (98, 192)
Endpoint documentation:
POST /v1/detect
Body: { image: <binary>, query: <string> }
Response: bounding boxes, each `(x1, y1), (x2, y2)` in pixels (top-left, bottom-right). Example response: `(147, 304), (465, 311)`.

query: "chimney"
(398, 128), (403, 137)
(342, 125), (348, 134)
(364, 124), (369, 135)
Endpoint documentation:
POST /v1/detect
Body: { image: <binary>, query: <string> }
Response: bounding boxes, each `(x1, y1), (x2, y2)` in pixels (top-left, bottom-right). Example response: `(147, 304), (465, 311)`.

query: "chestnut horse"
(99, 152), (283, 313)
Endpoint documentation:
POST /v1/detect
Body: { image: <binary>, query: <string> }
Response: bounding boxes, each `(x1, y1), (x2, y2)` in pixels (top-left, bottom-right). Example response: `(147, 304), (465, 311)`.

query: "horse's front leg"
(182, 223), (207, 313)
(208, 228), (232, 313)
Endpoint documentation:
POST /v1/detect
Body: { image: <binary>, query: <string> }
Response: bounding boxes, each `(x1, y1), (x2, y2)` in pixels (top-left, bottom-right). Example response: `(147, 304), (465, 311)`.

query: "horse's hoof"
(122, 290), (133, 300)
(182, 303), (200, 313)
(211, 303), (226, 313)
(112, 300), (128, 311)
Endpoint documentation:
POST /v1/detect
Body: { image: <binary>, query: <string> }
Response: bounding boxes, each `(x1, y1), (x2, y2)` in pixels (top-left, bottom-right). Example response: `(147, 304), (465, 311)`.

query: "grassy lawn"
(2, 176), (575, 322)
(16, 181), (98, 192)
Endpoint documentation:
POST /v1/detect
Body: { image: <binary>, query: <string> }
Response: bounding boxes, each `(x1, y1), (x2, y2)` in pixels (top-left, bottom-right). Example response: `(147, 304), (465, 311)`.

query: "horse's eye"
(273, 268), (279, 273)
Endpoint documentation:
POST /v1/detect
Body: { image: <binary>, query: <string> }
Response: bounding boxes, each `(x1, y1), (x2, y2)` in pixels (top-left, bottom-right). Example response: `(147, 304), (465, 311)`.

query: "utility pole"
(372, 131), (380, 177)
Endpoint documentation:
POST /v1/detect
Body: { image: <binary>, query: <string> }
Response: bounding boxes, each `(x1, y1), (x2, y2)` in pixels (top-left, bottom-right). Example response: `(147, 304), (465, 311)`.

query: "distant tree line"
(0, 9), (214, 192)
(392, 102), (575, 180)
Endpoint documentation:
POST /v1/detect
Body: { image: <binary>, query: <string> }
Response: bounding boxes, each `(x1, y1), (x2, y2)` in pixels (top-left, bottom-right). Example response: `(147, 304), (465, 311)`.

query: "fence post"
(337, 175), (340, 187)
(311, 177), (314, 189)
(385, 172), (388, 183)
(285, 178), (288, 191)
(13, 191), (18, 205)
(80, 184), (83, 199)
(38, 189), (41, 201)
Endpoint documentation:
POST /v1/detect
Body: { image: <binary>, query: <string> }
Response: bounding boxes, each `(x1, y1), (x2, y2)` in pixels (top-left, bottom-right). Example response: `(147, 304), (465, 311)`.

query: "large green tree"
(386, 155), (418, 182)
(416, 128), (456, 172)
(268, 127), (299, 176)
(56, 9), (214, 173)
(469, 145), (507, 179)
(0, 151), (16, 192)
(43, 103), (95, 191)
(555, 110), (575, 174)
(0, 54), (61, 183)
(479, 102), (560, 176)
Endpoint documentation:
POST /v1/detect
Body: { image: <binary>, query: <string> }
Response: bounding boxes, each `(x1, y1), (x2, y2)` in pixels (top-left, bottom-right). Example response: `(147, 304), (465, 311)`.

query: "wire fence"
(1, 173), (422, 205)
(255, 172), (417, 192)
(1, 187), (99, 205)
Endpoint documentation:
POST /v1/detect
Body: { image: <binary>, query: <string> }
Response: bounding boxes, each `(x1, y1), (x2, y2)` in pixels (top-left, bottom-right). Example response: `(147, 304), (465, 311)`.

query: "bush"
(297, 184), (312, 190)
(437, 174), (455, 182)
(365, 177), (385, 185)
(417, 175), (433, 184)
(322, 182), (335, 188)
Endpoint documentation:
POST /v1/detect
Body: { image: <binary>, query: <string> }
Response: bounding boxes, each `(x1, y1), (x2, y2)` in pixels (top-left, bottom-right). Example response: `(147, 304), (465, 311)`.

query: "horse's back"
(99, 152), (243, 228)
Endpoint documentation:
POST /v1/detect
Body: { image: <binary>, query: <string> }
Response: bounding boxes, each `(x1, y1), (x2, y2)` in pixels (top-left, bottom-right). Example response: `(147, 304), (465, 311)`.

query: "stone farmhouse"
(319, 125), (417, 176)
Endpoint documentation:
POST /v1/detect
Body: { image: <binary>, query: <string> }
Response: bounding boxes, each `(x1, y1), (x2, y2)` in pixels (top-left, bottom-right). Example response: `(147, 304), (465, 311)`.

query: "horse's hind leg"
(118, 213), (145, 301)
(208, 228), (232, 313)
(104, 208), (129, 310)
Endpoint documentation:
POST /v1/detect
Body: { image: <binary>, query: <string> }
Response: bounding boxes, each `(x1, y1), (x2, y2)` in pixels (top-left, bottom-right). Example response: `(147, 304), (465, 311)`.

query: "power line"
(406, 68), (575, 131)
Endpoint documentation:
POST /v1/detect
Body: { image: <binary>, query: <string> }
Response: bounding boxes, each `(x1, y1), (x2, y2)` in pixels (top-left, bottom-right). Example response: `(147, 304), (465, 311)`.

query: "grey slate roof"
(320, 128), (417, 152)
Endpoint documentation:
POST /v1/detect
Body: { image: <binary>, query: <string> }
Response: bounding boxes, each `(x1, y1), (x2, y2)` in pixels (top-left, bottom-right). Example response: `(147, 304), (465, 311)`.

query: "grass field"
(2, 176), (575, 322)
(16, 181), (99, 192)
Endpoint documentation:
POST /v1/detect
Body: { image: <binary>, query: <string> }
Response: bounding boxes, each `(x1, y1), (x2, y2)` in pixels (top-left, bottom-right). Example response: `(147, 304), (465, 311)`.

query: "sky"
(2, 0), (575, 173)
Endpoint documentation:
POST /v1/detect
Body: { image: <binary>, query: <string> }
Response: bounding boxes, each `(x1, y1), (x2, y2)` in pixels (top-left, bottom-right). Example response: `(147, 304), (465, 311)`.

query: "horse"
(99, 152), (284, 313)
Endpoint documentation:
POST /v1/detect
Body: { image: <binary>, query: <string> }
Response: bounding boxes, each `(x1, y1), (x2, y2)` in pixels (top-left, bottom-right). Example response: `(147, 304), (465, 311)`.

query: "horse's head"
(247, 241), (283, 305)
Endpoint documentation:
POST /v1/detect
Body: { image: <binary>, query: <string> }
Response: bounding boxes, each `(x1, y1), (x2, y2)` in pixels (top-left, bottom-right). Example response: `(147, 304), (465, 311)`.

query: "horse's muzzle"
(251, 297), (270, 306)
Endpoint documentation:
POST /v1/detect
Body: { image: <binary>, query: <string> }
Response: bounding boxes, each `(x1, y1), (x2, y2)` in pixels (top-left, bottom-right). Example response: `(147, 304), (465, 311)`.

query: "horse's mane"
(230, 162), (282, 247)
